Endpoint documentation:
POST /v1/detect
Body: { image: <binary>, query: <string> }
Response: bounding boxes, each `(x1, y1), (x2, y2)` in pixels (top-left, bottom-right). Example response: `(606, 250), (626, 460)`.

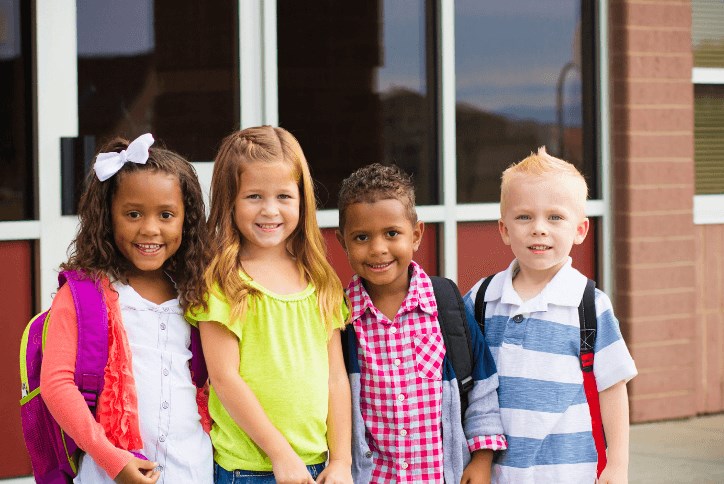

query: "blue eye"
(550, 215), (563, 221)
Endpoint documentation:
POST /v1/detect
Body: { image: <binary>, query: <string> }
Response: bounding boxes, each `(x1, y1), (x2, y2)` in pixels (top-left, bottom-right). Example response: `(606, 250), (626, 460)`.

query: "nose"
(139, 216), (161, 236)
(370, 236), (388, 255)
(260, 199), (279, 216)
(532, 219), (548, 236)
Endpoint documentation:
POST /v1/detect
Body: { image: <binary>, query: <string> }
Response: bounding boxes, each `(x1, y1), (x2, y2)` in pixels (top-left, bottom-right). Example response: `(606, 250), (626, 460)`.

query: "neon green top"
(187, 272), (348, 472)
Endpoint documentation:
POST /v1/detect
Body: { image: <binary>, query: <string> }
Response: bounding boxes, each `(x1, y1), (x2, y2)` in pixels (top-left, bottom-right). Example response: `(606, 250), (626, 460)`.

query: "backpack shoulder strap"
(473, 274), (496, 334)
(430, 276), (474, 413)
(189, 326), (208, 388)
(578, 278), (597, 371)
(60, 270), (109, 411)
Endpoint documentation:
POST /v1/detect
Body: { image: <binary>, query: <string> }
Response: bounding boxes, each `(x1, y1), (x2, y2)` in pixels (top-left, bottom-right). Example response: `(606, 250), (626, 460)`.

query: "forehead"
(504, 173), (586, 211)
(114, 170), (183, 205)
(343, 199), (414, 232)
(239, 160), (297, 185)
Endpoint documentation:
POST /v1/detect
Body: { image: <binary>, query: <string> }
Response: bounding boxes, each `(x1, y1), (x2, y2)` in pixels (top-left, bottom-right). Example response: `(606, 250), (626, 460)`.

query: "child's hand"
(271, 449), (315, 484)
(315, 459), (353, 484)
(596, 462), (628, 484)
(461, 449), (493, 484)
(114, 457), (160, 484)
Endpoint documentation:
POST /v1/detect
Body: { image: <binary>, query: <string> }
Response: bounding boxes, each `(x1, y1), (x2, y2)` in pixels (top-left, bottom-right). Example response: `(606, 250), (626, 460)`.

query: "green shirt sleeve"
(185, 284), (243, 340)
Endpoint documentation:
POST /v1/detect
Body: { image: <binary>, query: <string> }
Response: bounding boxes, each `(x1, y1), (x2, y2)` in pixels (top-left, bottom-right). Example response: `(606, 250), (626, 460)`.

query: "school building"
(0, 0), (722, 479)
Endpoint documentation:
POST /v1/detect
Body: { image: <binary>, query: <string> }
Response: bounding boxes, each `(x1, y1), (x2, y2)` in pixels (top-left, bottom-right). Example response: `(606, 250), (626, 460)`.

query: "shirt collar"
(491, 257), (587, 311)
(346, 260), (436, 322)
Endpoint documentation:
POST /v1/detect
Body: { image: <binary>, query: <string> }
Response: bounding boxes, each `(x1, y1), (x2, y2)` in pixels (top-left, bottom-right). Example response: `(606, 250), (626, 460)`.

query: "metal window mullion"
(439, 0), (457, 282)
(598, 0), (614, 294)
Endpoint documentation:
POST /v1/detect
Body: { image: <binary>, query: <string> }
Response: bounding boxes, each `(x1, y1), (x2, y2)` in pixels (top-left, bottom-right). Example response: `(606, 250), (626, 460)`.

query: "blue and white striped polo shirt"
(463, 258), (637, 483)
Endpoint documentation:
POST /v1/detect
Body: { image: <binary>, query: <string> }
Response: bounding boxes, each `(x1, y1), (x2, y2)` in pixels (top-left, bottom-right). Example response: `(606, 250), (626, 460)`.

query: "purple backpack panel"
(19, 270), (107, 483)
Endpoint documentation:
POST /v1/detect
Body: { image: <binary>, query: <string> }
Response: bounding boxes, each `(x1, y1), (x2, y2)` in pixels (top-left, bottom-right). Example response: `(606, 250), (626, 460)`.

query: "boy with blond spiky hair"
(463, 148), (637, 483)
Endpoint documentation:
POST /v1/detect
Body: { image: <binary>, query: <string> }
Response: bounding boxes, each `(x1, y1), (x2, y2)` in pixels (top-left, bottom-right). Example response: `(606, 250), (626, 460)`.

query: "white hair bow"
(93, 133), (155, 181)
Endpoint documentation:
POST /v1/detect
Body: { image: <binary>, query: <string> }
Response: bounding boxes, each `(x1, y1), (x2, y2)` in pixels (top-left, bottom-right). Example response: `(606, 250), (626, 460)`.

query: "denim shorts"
(214, 462), (326, 483)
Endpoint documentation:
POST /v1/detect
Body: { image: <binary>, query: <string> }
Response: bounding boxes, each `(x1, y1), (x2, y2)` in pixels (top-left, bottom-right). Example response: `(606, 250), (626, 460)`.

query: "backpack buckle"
(580, 351), (594, 372)
(460, 375), (473, 392)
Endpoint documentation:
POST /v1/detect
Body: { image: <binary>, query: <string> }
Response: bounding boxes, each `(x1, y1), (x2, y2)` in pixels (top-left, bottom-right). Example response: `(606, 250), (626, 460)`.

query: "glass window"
(277, 1), (438, 208)
(694, 85), (724, 194)
(0, 0), (33, 221)
(693, 0), (724, 68)
(76, 0), (238, 160)
(692, 1), (724, 195)
(455, 1), (597, 204)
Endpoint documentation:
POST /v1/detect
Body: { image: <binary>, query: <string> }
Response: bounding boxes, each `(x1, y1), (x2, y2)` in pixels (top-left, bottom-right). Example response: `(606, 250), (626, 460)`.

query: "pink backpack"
(19, 270), (207, 483)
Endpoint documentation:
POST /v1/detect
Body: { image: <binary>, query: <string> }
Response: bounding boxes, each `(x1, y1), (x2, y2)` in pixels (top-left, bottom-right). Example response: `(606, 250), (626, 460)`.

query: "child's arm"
(40, 285), (159, 483)
(597, 380), (630, 484)
(461, 449), (493, 484)
(316, 329), (353, 484)
(199, 320), (315, 484)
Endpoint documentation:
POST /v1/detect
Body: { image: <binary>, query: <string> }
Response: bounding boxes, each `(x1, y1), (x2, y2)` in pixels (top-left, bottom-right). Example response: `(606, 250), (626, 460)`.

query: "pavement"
(2, 413), (723, 483)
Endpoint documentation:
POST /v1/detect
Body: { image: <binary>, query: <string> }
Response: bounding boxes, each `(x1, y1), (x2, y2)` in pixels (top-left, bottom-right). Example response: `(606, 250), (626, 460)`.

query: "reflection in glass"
(692, 0), (724, 68)
(455, 1), (597, 203)
(694, 85), (724, 194)
(76, 0), (238, 161)
(0, 0), (33, 221)
(278, 1), (438, 208)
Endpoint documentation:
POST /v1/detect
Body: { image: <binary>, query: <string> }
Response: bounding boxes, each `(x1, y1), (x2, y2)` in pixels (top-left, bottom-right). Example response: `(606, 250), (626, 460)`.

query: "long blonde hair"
(202, 126), (346, 332)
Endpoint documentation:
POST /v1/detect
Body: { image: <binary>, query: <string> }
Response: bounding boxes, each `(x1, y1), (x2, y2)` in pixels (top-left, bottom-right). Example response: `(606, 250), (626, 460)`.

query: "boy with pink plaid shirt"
(336, 164), (506, 483)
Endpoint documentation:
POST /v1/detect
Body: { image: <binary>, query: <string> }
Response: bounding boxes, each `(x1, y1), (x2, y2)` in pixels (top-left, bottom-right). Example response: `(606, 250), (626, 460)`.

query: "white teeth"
(530, 245), (549, 250)
(137, 243), (161, 250)
(257, 224), (280, 229)
(369, 262), (392, 269)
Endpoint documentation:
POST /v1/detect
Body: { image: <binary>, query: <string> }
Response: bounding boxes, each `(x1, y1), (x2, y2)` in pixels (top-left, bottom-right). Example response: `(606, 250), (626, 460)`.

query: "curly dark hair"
(61, 136), (209, 311)
(337, 163), (417, 231)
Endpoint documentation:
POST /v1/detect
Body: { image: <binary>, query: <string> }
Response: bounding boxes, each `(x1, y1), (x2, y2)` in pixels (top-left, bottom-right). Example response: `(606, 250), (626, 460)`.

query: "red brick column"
(609, 0), (697, 422)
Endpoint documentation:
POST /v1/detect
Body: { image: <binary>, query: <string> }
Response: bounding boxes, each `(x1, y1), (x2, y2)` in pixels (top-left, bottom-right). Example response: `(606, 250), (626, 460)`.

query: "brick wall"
(610, 0), (698, 422)
(695, 224), (724, 413)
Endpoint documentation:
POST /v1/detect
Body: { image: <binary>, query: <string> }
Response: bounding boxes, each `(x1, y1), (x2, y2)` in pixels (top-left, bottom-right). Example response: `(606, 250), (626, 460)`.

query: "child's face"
(234, 160), (300, 256)
(111, 170), (185, 277)
(337, 199), (423, 296)
(499, 173), (589, 279)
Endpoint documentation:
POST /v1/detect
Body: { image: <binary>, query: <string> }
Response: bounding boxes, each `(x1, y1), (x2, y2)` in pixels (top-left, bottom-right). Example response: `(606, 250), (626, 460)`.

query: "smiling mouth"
(135, 243), (162, 254)
(529, 245), (551, 251)
(256, 223), (282, 231)
(367, 261), (393, 271)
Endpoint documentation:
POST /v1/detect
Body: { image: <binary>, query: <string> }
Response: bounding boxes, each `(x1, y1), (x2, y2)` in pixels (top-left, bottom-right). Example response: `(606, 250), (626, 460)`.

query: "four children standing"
(36, 128), (635, 483)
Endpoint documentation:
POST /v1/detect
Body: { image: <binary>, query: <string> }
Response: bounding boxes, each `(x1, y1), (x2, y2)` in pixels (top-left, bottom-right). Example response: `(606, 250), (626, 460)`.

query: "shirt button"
(393, 358), (401, 366)
(400, 429), (407, 436)
(157, 465), (164, 472)
(160, 322), (167, 330)
(364, 451), (372, 458)
(401, 461), (408, 470)
(159, 435), (166, 442)
(397, 394), (405, 402)
(162, 401), (169, 409)
(163, 307), (169, 312)
(163, 369), (169, 376)
(390, 326), (397, 334)
(513, 314), (524, 323)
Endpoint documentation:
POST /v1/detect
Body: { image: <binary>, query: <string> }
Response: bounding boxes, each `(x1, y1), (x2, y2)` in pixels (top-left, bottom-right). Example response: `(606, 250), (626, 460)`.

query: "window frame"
(692, 67), (724, 225)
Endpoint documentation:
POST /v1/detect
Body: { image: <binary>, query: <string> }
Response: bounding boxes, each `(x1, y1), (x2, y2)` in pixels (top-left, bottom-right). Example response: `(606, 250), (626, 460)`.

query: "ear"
(335, 228), (347, 252)
(498, 219), (511, 246)
(412, 221), (425, 252)
(574, 217), (590, 245)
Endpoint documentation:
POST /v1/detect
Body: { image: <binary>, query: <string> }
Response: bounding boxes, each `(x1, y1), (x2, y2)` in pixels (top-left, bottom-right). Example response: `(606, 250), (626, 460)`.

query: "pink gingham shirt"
(348, 262), (504, 483)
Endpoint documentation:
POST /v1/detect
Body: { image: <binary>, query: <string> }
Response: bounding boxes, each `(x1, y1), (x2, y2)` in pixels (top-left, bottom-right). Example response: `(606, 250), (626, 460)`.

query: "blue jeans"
(214, 462), (326, 483)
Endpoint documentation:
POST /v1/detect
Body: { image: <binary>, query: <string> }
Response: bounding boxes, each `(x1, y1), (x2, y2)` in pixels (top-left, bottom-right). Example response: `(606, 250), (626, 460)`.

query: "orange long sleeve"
(39, 284), (132, 479)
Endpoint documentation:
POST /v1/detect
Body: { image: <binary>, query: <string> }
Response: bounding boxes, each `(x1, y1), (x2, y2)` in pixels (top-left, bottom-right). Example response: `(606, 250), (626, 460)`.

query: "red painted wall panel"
(457, 221), (597, 294)
(0, 241), (33, 478)
(323, 225), (439, 288)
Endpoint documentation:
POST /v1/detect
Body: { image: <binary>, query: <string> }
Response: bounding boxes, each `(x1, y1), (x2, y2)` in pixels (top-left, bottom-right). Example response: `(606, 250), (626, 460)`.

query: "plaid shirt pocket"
(413, 331), (445, 380)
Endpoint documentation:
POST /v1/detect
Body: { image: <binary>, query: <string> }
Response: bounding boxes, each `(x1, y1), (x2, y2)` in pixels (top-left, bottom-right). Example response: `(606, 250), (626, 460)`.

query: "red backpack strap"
(59, 270), (109, 412)
(578, 278), (607, 478)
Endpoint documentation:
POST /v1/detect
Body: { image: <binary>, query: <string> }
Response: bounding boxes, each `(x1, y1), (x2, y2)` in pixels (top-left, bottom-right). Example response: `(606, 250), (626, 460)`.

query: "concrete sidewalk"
(629, 413), (724, 483)
(3, 413), (723, 483)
